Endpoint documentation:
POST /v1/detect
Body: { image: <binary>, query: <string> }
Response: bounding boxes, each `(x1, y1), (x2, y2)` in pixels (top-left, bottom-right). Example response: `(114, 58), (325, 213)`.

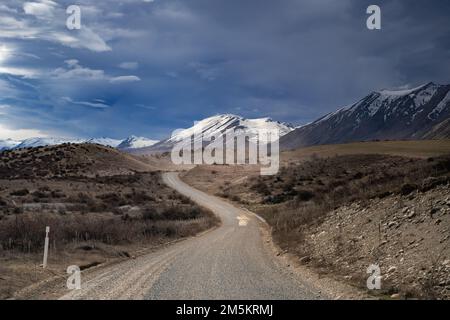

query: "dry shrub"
(252, 153), (450, 258)
(10, 189), (29, 197)
(0, 209), (218, 253)
(142, 204), (206, 221)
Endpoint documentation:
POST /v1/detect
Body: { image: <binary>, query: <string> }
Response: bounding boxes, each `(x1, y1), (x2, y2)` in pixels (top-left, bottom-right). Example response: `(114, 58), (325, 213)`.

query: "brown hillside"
(0, 143), (156, 179)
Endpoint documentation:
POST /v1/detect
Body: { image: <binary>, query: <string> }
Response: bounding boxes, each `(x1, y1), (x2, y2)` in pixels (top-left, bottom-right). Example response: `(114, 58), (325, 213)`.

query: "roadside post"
(43, 226), (50, 268)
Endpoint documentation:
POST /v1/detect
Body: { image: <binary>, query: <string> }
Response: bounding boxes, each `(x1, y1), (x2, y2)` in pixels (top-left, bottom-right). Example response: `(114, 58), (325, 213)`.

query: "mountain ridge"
(0, 136), (158, 151)
(280, 82), (450, 150)
(3, 82), (450, 154)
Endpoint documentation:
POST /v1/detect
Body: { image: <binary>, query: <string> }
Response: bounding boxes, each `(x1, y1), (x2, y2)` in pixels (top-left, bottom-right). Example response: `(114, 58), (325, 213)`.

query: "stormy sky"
(0, 0), (449, 140)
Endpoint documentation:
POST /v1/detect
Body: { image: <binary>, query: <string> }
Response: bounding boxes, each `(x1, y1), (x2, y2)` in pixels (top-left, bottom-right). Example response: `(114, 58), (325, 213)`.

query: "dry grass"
(250, 154), (450, 237)
(0, 144), (219, 299)
(0, 171), (218, 253)
(281, 140), (450, 165)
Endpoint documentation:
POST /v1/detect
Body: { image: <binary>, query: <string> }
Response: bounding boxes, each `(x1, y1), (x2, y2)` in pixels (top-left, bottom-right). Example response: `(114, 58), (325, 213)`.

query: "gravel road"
(60, 172), (323, 300)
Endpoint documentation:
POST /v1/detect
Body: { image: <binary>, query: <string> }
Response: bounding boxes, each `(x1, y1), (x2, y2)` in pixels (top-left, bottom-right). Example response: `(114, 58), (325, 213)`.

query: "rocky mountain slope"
(281, 82), (450, 150)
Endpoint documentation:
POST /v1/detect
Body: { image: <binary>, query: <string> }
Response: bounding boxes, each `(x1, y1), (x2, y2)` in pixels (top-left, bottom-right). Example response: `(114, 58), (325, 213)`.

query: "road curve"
(60, 172), (322, 300)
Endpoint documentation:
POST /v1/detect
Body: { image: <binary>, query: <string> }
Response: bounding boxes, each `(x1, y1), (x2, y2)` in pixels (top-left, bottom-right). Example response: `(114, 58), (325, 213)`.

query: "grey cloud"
(0, 0), (449, 139)
(0, 0), (111, 52)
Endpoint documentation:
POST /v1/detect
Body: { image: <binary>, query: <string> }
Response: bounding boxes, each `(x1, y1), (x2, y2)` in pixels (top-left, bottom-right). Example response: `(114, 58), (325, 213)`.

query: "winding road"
(60, 172), (322, 300)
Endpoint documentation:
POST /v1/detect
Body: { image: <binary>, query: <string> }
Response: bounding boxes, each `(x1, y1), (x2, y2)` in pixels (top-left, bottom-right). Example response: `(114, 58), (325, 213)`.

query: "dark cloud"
(0, 0), (449, 139)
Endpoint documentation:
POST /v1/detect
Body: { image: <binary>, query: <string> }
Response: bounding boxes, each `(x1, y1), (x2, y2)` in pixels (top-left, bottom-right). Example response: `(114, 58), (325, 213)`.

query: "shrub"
(10, 189), (29, 196)
(251, 179), (271, 196)
(296, 190), (315, 202)
(231, 195), (241, 202)
(125, 191), (155, 204)
(400, 183), (417, 196)
(96, 193), (126, 206)
(32, 190), (49, 199)
(142, 204), (204, 221)
(51, 190), (66, 198)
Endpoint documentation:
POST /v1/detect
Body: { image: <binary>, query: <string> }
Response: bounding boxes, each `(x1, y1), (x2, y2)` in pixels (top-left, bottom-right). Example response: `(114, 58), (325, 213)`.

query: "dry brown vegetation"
(0, 144), (218, 299)
(247, 155), (450, 297)
(249, 154), (450, 212)
(281, 140), (450, 165)
(0, 172), (217, 253)
(0, 143), (156, 179)
(183, 143), (450, 299)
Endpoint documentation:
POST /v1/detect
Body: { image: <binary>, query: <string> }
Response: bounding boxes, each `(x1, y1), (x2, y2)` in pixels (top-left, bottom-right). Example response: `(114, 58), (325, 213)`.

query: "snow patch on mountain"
(0, 139), (22, 151)
(15, 137), (84, 149)
(428, 90), (450, 120)
(141, 114), (294, 153)
(167, 114), (293, 144)
(1, 135), (158, 151)
(117, 136), (159, 149)
(85, 137), (123, 148)
(378, 83), (430, 97)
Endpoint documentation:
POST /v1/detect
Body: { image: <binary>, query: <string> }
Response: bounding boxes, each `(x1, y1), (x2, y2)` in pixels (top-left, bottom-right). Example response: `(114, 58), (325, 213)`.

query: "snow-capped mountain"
(14, 137), (85, 149)
(1, 136), (157, 151)
(138, 114), (294, 153)
(1, 114), (289, 154)
(85, 137), (123, 148)
(117, 136), (159, 150)
(280, 82), (450, 150)
(0, 139), (22, 151)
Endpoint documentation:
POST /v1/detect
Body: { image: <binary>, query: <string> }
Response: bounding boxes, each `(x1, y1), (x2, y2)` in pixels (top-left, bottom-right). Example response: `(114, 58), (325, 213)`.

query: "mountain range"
(0, 136), (158, 151)
(2, 82), (449, 154)
(280, 82), (450, 150)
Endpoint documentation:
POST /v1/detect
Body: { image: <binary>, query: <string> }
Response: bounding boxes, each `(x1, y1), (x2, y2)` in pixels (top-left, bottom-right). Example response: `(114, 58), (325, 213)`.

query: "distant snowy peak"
(2, 136), (157, 151)
(168, 114), (294, 144)
(117, 136), (159, 150)
(140, 114), (294, 153)
(1, 114), (290, 153)
(0, 139), (22, 151)
(239, 116), (295, 136)
(85, 137), (123, 148)
(15, 137), (84, 149)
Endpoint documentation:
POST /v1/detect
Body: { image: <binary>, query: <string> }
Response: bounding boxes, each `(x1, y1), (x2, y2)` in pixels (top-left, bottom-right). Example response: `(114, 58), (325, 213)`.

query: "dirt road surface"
(59, 172), (323, 300)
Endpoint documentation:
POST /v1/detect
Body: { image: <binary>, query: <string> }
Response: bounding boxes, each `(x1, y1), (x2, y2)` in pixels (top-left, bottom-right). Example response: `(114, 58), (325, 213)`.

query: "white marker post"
(43, 226), (50, 269)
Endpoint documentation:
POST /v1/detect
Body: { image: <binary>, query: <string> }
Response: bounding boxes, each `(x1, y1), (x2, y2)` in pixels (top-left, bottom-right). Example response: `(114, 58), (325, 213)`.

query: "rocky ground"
(298, 185), (450, 299)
